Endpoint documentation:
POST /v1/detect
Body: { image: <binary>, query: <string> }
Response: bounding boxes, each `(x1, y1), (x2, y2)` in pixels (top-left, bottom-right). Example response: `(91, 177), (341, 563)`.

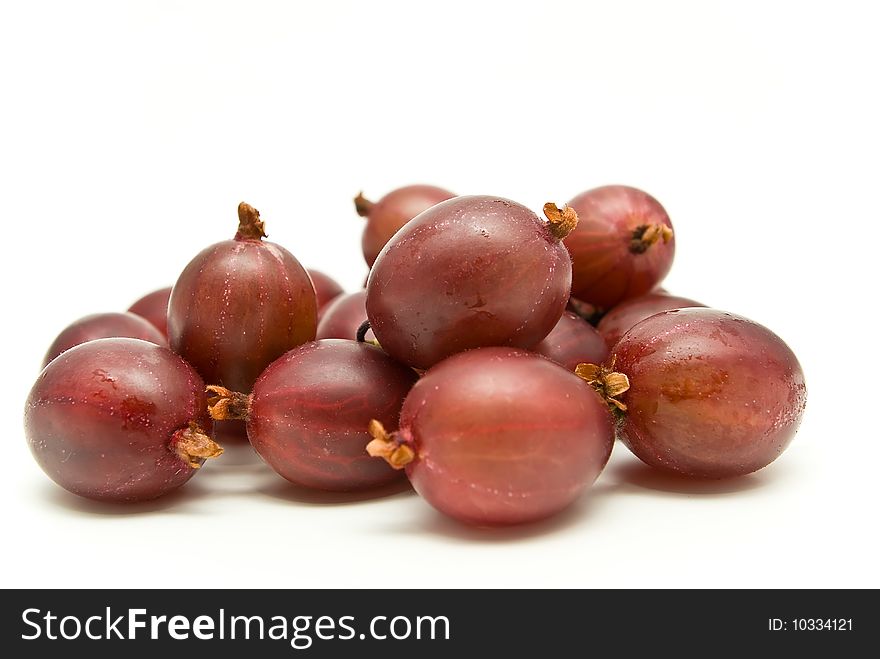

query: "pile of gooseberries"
(25, 184), (806, 526)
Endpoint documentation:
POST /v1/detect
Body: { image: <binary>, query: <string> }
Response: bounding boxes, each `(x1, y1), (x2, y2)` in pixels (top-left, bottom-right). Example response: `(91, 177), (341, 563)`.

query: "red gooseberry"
(168, 202), (317, 392)
(355, 185), (455, 267)
(366, 197), (577, 369)
(596, 291), (705, 349)
(208, 340), (418, 491)
(127, 287), (172, 338)
(25, 338), (221, 501)
(533, 310), (609, 371)
(42, 312), (166, 369)
(578, 308), (806, 479)
(367, 347), (614, 525)
(308, 269), (345, 317)
(565, 185), (675, 310)
(316, 291), (370, 341)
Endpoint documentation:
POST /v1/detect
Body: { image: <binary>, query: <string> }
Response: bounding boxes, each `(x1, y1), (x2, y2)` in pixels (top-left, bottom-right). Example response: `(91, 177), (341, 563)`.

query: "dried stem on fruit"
(365, 419), (414, 469)
(575, 359), (630, 413)
(206, 385), (252, 421)
(543, 203), (579, 241)
(171, 422), (223, 468)
(354, 192), (374, 217)
(355, 320), (382, 349)
(629, 223), (673, 254)
(236, 202), (267, 240)
(356, 320), (372, 343)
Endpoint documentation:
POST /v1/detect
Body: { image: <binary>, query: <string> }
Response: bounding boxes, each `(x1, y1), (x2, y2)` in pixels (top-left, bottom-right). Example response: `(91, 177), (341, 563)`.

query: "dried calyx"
(575, 360), (630, 413)
(630, 223), (673, 254)
(354, 192), (374, 217)
(236, 202), (268, 240)
(543, 203), (579, 241)
(365, 420), (415, 469)
(206, 385), (252, 421)
(170, 422), (224, 468)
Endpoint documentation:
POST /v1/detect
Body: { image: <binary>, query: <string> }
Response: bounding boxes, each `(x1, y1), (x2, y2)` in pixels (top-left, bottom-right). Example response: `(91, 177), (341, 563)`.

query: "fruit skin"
(533, 311), (609, 371)
(248, 340), (418, 491)
(611, 308), (807, 478)
(566, 185), (675, 309)
(396, 347), (613, 526)
(316, 291), (372, 341)
(42, 312), (167, 368)
(366, 196), (573, 370)
(358, 185), (455, 267)
(25, 338), (214, 502)
(168, 204), (317, 393)
(308, 269), (345, 316)
(127, 287), (172, 338)
(597, 292), (705, 349)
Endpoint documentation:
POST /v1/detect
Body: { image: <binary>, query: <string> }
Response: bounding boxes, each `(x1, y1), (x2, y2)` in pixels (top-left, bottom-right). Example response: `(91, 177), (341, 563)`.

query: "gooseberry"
(208, 340), (418, 491)
(168, 202), (317, 392)
(580, 308), (806, 478)
(367, 347), (613, 525)
(597, 291), (704, 349)
(308, 269), (345, 316)
(25, 338), (221, 501)
(355, 184), (454, 267)
(127, 287), (172, 338)
(42, 312), (166, 368)
(565, 185), (675, 309)
(366, 197), (576, 369)
(533, 311), (609, 371)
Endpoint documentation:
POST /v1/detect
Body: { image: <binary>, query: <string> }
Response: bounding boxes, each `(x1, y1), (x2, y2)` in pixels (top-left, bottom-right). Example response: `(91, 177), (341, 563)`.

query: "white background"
(1, 0), (877, 588)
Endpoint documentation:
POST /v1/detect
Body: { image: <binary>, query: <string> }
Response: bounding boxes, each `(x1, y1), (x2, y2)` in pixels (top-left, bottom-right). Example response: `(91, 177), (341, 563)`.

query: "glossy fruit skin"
(612, 308), (806, 478)
(127, 287), (172, 338)
(249, 340), (418, 491)
(169, 233), (317, 393)
(566, 185), (675, 309)
(533, 311), (609, 371)
(42, 312), (167, 368)
(360, 185), (455, 267)
(25, 338), (213, 501)
(308, 269), (345, 316)
(399, 347), (613, 525)
(366, 196), (572, 369)
(597, 292), (705, 349)
(316, 291), (371, 341)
